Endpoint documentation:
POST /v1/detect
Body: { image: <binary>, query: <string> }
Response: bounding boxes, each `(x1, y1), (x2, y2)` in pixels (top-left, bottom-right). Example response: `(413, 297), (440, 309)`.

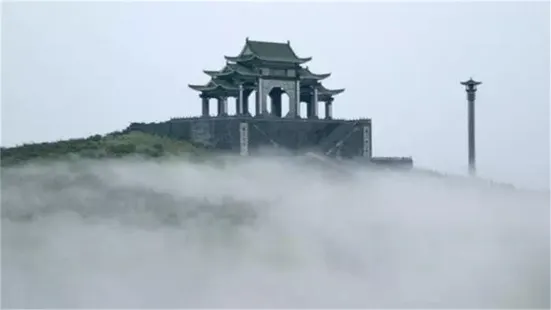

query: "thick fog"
(2, 156), (549, 308)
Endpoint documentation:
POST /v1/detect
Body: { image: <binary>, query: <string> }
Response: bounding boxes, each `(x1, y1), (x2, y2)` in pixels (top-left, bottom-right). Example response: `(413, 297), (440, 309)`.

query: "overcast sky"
(2, 1), (549, 190)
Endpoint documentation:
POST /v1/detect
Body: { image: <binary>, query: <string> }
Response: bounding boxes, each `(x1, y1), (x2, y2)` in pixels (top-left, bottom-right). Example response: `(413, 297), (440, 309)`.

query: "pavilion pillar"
(270, 89), (282, 117)
(243, 90), (250, 115)
(201, 96), (209, 117)
(238, 84), (244, 115)
(256, 78), (268, 116)
(217, 96), (228, 116)
(325, 99), (333, 119)
(255, 80), (261, 116)
(309, 86), (319, 119)
(288, 79), (300, 118)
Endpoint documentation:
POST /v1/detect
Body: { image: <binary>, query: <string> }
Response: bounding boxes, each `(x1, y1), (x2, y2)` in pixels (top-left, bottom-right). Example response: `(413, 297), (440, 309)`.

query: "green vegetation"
(0, 131), (206, 166)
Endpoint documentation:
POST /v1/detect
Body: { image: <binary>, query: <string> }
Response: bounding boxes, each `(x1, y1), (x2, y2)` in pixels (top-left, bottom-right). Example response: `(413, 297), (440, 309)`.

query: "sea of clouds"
(1, 155), (549, 308)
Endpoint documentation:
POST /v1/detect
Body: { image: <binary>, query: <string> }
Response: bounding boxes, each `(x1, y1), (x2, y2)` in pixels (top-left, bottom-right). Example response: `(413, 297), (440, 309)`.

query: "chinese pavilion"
(189, 38), (345, 119)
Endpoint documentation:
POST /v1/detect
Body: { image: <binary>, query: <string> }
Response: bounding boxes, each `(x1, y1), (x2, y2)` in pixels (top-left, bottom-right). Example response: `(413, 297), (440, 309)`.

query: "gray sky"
(2, 1), (549, 190)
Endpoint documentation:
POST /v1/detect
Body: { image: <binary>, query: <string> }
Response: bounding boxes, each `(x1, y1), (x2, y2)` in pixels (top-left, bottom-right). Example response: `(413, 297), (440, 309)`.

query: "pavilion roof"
(318, 84), (345, 96)
(190, 38), (344, 98)
(225, 38), (312, 64)
(298, 66), (331, 80)
(188, 78), (239, 92)
(203, 63), (259, 78)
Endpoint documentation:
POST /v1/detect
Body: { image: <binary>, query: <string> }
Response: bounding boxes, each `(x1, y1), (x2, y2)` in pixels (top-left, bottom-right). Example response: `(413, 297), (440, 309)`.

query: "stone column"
(243, 90), (250, 116)
(217, 96), (228, 116)
(270, 89), (282, 117)
(238, 84), (244, 115)
(288, 79), (299, 118)
(201, 97), (209, 117)
(310, 86), (319, 118)
(461, 78), (482, 176)
(325, 99), (333, 119)
(255, 80), (262, 116)
(466, 89), (478, 176)
(255, 78), (269, 116)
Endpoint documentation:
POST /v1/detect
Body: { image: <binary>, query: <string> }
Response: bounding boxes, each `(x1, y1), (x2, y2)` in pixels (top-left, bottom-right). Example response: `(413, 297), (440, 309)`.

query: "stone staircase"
(317, 121), (359, 156)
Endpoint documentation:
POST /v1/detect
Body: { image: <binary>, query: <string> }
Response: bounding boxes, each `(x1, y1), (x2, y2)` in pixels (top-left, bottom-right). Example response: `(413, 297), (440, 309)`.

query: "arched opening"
(227, 97), (237, 116)
(268, 87), (286, 117)
(266, 91), (273, 114)
(300, 101), (308, 118)
(248, 90), (257, 116)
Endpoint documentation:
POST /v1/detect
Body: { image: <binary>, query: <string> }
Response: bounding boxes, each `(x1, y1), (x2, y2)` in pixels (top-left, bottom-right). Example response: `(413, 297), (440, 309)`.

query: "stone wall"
(126, 116), (372, 159)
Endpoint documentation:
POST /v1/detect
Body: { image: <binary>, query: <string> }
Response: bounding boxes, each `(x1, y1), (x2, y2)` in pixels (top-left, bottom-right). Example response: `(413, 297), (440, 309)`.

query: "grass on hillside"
(0, 131), (205, 167)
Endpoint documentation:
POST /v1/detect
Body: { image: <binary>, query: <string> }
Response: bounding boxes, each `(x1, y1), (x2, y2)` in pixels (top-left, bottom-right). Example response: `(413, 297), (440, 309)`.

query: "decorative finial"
(246, 36), (249, 42)
(287, 40), (290, 45)
(460, 77), (482, 87)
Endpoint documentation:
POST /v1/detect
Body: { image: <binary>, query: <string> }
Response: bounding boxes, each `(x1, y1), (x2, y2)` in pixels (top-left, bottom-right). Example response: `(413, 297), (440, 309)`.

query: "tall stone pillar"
(201, 97), (209, 117)
(310, 86), (319, 118)
(460, 78), (482, 176)
(217, 96), (228, 116)
(270, 89), (282, 117)
(325, 99), (333, 119)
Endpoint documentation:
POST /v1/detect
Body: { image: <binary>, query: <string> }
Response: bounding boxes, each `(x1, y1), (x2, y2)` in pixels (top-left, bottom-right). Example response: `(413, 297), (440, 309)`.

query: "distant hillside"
(0, 131), (206, 166)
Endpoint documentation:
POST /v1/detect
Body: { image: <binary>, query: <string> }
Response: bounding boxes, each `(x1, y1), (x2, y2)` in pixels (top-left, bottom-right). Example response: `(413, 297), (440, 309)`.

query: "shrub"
(106, 143), (136, 156)
(89, 134), (102, 142)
